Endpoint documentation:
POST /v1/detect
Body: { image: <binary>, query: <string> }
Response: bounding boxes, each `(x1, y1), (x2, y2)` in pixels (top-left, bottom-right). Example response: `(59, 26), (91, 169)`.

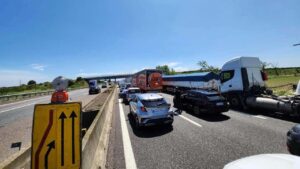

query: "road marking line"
(178, 114), (202, 128)
(118, 99), (137, 169)
(253, 115), (267, 120)
(0, 102), (37, 114)
(0, 96), (49, 108)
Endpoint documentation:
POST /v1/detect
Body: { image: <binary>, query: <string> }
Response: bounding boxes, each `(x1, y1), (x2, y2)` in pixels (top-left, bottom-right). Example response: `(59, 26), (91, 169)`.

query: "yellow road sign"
(31, 102), (81, 169)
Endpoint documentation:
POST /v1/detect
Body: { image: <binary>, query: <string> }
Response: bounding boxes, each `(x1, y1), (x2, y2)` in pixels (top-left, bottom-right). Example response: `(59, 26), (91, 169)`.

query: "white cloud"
(160, 62), (179, 67)
(0, 70), (50, 87)
(173, 66), (193, 72)
(30, 64), (47, 71)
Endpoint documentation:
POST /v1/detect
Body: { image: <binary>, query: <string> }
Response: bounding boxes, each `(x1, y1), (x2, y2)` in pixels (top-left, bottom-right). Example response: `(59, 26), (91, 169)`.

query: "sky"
(0, 0), (300, 87)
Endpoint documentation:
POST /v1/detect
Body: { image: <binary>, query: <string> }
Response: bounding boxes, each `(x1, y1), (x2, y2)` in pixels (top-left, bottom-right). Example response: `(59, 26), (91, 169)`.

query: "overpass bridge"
(83, 73), (133, 81)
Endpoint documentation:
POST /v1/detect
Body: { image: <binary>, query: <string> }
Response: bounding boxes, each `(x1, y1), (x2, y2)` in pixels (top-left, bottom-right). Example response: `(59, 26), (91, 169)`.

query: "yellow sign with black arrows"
(31, 102), (81, 169)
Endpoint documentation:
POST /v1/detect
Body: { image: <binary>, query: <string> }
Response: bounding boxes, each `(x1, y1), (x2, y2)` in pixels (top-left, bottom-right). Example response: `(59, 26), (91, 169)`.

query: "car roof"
(136, 93), (163, 100)
(189, 89), (219, 95)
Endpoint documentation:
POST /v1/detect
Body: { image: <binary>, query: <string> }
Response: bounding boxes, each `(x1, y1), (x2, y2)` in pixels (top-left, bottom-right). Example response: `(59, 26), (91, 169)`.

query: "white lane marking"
(253, 115), (267, 120)
(178, 114), (202, 128)
(0, 96), (49, 107)
(0, 102), (37, 114)
(118, 99), (137, 169)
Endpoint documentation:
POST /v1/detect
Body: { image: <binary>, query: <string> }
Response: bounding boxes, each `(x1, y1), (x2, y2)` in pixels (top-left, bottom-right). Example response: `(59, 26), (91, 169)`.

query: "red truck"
(132, 69), (163, 92)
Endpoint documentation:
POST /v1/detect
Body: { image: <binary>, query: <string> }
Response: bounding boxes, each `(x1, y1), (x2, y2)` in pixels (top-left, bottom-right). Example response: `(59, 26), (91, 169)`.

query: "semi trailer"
(162, 72), (220, 93)
(220, 56), (300, 116)
(167, 56), (300, 116)
(131, 69), (163, 92)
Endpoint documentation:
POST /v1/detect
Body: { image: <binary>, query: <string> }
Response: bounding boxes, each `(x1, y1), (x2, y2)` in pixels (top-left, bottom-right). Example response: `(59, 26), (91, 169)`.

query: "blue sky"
(0, 0), (300, 86)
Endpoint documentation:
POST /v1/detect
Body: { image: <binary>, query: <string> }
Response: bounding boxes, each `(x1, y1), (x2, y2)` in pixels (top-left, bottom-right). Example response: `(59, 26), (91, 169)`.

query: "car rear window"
(141, 99), (168, 107)
(128, 89), (141, 93)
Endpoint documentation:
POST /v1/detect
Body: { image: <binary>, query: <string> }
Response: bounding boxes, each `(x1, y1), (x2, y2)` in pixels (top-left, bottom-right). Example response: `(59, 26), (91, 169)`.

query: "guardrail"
(0, 90), (54, 103)
(0, 87), (88, 104)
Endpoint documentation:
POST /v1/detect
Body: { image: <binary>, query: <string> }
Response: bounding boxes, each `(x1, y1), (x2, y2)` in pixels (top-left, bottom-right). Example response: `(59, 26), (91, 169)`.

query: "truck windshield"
(141, 99), (168, 107)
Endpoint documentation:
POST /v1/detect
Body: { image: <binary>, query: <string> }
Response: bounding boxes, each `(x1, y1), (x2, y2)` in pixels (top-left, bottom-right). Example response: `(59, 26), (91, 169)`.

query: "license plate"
(216, 102), (224, 106)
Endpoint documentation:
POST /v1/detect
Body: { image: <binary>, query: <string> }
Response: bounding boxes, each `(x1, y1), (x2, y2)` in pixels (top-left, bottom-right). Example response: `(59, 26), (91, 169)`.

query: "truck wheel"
(230, 96), (241, 109)
(193, 106), (200, 115)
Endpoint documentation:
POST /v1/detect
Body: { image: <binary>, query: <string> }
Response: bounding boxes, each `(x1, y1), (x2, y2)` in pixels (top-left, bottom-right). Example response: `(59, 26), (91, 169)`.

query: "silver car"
(129, 93), (174, 128)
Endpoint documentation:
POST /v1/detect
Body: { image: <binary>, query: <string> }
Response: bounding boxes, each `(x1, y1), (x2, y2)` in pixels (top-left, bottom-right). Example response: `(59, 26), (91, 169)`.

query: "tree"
(262, 62), (271, 71)
(27, 80), (36, 86)
(68, 79), (75, 87)
(197, 61), (220, 73)
(156, 65), (173, 75)
(76, 77), (83, 82)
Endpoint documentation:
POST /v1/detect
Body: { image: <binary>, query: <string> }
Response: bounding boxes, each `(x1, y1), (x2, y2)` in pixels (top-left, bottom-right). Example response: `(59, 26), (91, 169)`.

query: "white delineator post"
(295, 80), (300, 96)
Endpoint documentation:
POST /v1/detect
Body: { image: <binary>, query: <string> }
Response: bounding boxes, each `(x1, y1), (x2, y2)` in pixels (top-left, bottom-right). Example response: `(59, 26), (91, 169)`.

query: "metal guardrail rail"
(0, 87), (88, 103)
(0, 90), (54, 102)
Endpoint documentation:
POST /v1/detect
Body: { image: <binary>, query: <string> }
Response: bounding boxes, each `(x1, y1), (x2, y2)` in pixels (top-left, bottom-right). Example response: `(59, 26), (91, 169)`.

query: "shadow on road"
(184, 110), (231, 122)
(238, 108), (300, 123)
(127, 113), (173, 138)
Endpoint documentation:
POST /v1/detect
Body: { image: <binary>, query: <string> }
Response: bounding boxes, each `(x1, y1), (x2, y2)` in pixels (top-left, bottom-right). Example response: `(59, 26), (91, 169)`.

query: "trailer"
(162, 72), (220, 93)
(132, 69), (163, 92)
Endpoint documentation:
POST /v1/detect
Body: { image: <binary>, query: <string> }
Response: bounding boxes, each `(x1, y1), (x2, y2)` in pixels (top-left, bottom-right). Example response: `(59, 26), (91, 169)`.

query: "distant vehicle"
(223, 154), (300, 169)
(132, 69), (163, 92)
(162, 72), (220, 93)
(174, 89), (229, 114)
(88, 80), (100, 94)
(129, 93), (173, 128)
(120, 83), (131, 92)
(101, 82), (108, 88)
(119, 89), (128, 99)
(123, 87), (141, 104)
(287, 124), (300, 156)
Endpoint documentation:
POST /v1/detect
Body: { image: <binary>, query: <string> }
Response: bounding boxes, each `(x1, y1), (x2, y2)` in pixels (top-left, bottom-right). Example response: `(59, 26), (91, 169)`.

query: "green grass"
(266, 75), (300, 96)
(266, 75), (300, 87)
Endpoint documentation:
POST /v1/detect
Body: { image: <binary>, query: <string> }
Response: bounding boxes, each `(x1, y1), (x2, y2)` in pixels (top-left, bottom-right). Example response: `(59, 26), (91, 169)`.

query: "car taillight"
(141, 106), (147, 112)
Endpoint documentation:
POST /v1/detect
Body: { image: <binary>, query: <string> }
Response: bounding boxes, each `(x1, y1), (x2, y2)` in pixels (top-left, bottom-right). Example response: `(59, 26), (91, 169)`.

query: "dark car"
(89, 80), (100, 94)
(174, 89), (229, 114)
(287, 124), (300, 156)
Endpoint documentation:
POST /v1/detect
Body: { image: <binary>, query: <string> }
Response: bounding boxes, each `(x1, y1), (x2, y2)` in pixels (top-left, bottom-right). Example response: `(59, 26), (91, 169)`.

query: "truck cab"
(220, 57), (267, 108)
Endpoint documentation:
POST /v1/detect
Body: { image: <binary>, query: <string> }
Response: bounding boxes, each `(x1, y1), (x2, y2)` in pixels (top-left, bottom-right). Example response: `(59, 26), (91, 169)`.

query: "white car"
(224, 154), (300, 169)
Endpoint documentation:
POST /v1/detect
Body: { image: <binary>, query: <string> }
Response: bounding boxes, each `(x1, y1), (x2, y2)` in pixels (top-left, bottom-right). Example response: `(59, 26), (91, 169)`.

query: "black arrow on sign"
(69, 111), (77, 164)
(59, 112), (67, 166)
(44, 140), (55, 169)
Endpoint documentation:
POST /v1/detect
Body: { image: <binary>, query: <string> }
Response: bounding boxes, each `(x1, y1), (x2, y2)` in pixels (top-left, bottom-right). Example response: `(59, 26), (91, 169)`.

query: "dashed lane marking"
(118, 99), (137, 169)
(178, 114), (203, 128)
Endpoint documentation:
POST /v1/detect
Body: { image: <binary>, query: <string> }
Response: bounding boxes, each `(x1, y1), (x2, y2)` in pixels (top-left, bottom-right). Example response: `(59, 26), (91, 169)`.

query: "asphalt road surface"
(106, 91), (298, 169)
(0, 88), (101, 163)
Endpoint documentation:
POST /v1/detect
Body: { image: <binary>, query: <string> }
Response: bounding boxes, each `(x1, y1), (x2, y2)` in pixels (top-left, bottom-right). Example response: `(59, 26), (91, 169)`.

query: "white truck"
(220, 56), (300, 116)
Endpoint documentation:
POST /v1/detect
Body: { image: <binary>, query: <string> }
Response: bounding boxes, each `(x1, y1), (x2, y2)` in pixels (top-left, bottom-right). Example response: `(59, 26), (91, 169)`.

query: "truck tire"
(230, 95), (241, 109)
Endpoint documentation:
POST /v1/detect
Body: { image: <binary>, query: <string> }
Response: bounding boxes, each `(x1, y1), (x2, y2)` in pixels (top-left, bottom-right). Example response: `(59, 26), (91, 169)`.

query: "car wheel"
(193, 105), (200, 115)
(135, 115), (140, 129)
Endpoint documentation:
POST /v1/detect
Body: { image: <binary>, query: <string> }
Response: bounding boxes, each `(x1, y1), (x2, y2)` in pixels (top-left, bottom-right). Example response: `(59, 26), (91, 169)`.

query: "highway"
(0, 88), (99, 163)
(106, 91), (298, 169)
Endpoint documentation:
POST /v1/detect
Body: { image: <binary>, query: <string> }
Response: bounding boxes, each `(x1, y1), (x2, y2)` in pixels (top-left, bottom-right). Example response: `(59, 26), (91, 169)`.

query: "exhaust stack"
(295, 80), (300, 96)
